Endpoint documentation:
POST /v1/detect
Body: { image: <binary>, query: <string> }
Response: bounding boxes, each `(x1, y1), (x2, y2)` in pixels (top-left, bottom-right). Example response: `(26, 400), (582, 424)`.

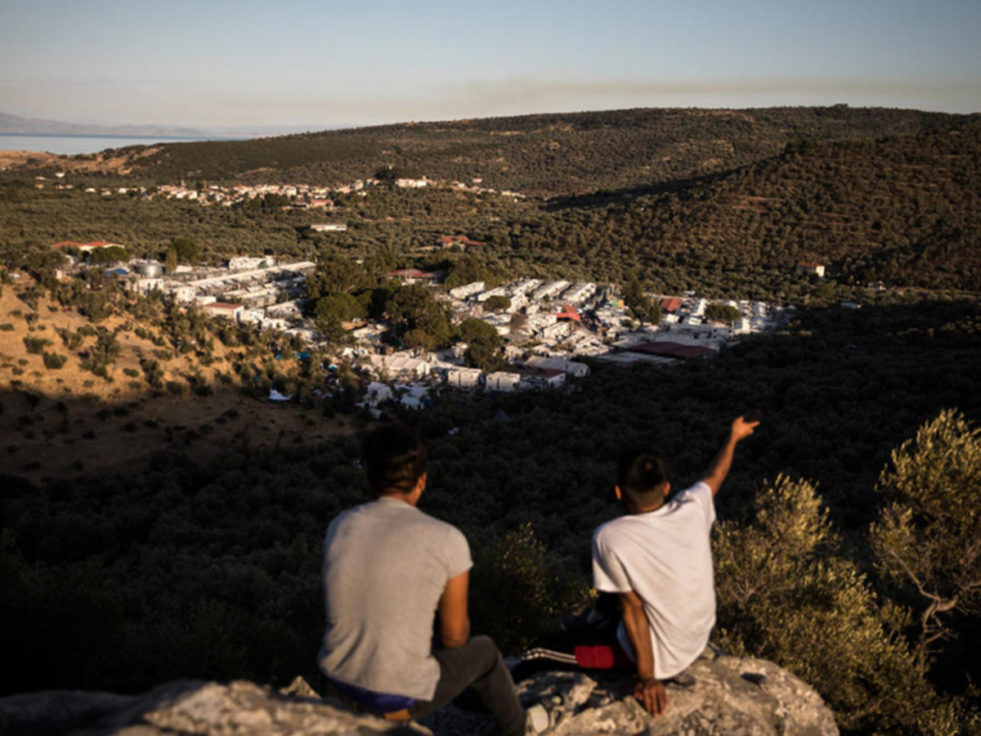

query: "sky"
(1, 0), (979, 131)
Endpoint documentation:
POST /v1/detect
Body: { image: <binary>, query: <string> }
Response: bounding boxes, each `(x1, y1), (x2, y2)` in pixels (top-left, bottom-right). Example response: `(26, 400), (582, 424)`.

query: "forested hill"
(547, 116), (981, 293)
(122, 106), (967, 195)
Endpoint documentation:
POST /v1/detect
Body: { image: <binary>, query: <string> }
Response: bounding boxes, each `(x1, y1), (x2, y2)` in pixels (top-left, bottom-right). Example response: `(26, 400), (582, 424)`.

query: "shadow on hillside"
(543, 167), (741, 211)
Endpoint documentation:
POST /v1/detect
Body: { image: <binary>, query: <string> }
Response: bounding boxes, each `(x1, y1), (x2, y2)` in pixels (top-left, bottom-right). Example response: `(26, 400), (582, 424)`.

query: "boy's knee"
(469, 634), (498, 657)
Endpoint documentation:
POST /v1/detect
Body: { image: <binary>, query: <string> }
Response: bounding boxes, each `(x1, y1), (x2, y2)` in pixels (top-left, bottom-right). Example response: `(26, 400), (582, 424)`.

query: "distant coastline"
(0, 133), (233, 156)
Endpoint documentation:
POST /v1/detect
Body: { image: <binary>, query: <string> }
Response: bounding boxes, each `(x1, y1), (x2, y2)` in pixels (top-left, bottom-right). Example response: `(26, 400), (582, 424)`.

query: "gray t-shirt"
(318, 496), (472, 700)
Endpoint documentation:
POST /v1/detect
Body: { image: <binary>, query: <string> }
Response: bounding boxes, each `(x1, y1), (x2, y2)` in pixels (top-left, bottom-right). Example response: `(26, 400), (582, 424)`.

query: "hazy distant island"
(0, 111), (337, 142)
(0, 104), (979, 736)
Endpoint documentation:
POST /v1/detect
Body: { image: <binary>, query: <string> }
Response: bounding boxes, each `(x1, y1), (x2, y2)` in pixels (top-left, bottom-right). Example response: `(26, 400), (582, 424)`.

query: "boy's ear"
(614, 485), (622, 501)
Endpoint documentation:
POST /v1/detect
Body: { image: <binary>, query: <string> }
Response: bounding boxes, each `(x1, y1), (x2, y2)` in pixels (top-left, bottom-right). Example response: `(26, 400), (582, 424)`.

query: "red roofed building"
(554, 305), (581, 322)
(631, 341), (715, 360)
(439, 235), (484, 249)
(660, 297), (682, 313)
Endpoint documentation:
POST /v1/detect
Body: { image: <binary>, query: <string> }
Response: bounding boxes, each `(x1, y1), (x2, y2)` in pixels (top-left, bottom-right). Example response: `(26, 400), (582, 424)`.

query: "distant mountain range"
(0, 112), (337, 139)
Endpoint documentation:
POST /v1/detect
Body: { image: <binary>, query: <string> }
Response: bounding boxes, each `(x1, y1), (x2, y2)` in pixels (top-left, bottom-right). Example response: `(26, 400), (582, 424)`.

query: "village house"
(798, 262), (826, 277)
(439, 235), (484, 250)
(525, 355), (590, 378)
(388, 268), (445, 285)
(516, 364), (566, 389)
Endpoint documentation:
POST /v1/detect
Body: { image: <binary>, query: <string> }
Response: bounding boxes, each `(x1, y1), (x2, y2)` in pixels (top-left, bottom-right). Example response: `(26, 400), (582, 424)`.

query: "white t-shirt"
(592, 481), (716, 679)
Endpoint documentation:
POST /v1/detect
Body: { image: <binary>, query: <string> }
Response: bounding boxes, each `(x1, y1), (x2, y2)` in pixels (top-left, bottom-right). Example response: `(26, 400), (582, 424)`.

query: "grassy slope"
(0, 284), (351, 484)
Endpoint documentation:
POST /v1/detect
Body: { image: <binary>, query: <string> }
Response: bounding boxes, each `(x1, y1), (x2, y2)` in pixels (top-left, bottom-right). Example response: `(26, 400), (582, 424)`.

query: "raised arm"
(619, 589), (668, 716)
(438, 570), (471, 648)
(701, 416), (760, 496)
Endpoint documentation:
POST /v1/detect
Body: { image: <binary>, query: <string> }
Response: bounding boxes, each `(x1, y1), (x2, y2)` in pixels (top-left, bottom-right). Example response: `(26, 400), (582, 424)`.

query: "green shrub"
(57, 328), (83, 350)
(470, 524), (588, 654)
(42, 353), (68, 370)
(23, 337), (52, 354)
(871, 410), (981, 669)
(140, 358), (164, 388)
(0, 323), (14, 331)
(714, 475), (953, 735)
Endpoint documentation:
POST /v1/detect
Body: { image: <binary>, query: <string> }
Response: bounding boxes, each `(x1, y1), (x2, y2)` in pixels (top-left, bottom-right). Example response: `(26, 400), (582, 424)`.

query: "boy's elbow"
(441, 622), (470, 648)
(443, 634), (469, 648)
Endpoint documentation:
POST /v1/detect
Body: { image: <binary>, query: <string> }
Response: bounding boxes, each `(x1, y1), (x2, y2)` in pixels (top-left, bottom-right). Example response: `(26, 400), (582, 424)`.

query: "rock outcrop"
(0, 653), (838, 736)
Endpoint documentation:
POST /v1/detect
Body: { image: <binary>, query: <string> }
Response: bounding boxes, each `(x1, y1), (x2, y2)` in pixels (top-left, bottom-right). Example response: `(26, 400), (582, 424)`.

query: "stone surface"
(0, 677), (430, 736)
(0, 653), (838, 736)
(508, 652), (839, 735)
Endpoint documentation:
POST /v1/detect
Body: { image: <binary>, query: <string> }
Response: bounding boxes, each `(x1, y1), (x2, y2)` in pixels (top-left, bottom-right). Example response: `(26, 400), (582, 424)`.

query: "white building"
(202, 302), (244, 322)
(229, 256), (275, 271)
(559, 282), (596, 304)
(368, 354), (431, 380)
(445, 367), (483, 389)
(476, 286), (507, 302)
(484, 371), (522, 392)
(511, 278), (543, 297)
(532, 280), (570, 300)
(365, 381), (394, 405)
(449, 281), (485, 300)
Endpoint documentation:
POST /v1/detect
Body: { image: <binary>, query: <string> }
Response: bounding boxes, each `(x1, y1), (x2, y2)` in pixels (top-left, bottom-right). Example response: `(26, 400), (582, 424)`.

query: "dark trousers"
(409, 635), (525, 736)
(510, 620), (633, 683)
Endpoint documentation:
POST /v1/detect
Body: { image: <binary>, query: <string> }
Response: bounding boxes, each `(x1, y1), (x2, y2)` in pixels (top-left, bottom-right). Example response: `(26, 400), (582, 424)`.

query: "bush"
(23, 337), (52, 354)
(714, 475), (954, 735)
(470, 524), (588, 654)
(0, 323), (13, 331)
(870, 410), (981, 669)
(42, 353), (68, 370)
(57, 328), (83, 350)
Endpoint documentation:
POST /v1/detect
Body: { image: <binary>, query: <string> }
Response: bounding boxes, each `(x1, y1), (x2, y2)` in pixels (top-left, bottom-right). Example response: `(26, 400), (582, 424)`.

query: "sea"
(0, 134), (208, 155)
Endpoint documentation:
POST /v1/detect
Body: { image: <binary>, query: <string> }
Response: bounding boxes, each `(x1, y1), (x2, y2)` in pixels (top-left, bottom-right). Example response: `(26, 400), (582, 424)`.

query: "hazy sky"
(1, 0), (979, 129)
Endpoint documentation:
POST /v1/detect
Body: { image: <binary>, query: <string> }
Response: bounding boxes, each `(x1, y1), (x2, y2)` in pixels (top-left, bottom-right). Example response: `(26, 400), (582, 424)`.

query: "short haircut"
(617, 450), (669, 506)
(362, 424), (428, 496)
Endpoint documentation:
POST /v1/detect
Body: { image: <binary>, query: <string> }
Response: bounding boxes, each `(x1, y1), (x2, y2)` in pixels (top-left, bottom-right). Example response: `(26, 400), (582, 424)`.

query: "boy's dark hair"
(617, 450), (669, 506)
(362, 424), (428, 496)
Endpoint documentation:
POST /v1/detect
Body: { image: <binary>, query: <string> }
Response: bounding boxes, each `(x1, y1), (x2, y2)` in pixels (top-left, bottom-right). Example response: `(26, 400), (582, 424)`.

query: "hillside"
(3, 107), (978, 298)
(533, 116), (981, 293)
(38, 106), (969, 195)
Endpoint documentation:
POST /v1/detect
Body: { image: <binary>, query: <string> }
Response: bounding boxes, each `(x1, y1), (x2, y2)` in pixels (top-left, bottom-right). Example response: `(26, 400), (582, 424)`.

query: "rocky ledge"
(0, 652), (837, 736)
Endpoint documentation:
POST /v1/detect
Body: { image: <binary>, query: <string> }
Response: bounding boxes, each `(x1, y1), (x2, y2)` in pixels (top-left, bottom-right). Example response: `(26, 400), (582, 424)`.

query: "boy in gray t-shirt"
(319, 424), (524, 735)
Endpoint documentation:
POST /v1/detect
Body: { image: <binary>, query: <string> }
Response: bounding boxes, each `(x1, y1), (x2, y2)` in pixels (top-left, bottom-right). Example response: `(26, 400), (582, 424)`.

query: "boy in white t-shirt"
(512, 416), (758, 718)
